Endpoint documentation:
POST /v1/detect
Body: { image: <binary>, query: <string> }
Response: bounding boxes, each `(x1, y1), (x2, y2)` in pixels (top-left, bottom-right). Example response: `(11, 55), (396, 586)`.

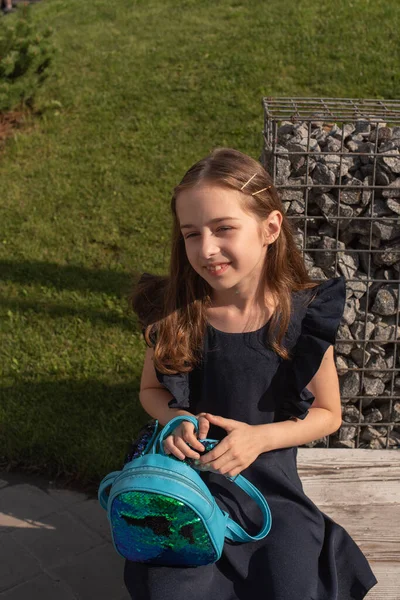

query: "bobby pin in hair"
(240, 173), (257, 190)
(252, 185), (272, 196)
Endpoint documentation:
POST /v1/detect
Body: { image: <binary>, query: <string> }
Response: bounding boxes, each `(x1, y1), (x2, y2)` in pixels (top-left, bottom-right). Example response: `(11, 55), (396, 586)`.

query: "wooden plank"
(316, 504), (400, 562)
(297, 449), (400, 506)
(364, 563), (400, 600)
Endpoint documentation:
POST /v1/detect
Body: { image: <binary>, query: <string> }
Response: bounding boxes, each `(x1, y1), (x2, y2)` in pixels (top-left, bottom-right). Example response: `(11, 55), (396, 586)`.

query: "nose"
(198, 232), (220, 260)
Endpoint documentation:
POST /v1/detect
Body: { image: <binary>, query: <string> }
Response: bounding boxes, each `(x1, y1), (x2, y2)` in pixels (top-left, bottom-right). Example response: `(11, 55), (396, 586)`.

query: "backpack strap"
(98, 470), (121, 510)
(223, 474), (272, 542)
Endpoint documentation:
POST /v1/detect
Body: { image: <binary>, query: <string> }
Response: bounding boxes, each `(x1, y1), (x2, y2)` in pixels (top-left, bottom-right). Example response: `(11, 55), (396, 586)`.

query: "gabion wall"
(261, 98), (400, 449)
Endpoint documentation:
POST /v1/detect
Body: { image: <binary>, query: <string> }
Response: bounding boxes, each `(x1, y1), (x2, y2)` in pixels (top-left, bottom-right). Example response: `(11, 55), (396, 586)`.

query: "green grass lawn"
(1, 0), (399, 487)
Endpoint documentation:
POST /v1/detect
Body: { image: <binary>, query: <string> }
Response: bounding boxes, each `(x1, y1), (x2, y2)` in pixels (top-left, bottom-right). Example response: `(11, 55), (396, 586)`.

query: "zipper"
(113, 465), (213, 508)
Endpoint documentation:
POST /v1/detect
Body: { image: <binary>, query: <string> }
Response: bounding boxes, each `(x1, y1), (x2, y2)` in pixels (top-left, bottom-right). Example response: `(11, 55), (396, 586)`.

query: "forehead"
(176, 184), (252, 226)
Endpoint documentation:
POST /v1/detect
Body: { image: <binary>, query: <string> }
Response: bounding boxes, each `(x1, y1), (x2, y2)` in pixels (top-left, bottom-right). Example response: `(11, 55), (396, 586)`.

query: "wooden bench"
(297, 449), (400, 599)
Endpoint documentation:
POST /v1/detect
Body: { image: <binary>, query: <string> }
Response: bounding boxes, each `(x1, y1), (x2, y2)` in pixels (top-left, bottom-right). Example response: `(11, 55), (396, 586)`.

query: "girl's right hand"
(163, 413), (210, 460)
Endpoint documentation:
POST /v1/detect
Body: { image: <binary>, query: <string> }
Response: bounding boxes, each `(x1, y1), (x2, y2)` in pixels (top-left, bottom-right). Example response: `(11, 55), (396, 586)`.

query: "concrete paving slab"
(0, 536), (41, 593)
(50, 543), (128, 600)
(0, 484), (61, 526)
(68, 498), (112, 542)
(0, 574), (76, 600)
(0, 471), (130, 599)
(11, 510), (104, 569)
(47, 488), (90, 508)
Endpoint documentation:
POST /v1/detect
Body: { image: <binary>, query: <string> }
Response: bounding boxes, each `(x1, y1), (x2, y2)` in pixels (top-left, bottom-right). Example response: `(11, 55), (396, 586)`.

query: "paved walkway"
(0, 471), (129, 599)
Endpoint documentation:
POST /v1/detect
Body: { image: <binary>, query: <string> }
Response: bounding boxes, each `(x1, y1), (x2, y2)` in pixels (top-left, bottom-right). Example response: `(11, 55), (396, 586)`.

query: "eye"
(184, 227), (232, 240)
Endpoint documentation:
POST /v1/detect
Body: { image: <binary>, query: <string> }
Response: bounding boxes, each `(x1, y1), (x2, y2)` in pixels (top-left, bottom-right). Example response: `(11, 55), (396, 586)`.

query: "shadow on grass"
(1, 297), (137, 331)
(0, 259), (138, 297)
(0, 259), (146, 331)
(0, 378), (148, 495)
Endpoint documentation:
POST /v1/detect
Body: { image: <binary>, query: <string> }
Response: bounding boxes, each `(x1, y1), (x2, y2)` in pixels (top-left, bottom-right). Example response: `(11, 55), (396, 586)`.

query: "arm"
(256, 345), (342, 452)
(139, 347), (193, 426)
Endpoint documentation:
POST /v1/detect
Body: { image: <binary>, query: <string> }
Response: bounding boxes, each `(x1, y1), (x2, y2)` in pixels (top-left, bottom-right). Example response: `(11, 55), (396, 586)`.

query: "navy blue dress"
(124, 276), (377, 600)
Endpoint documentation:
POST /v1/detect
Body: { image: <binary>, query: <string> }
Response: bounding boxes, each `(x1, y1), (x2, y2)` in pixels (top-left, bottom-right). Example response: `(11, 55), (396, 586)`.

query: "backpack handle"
(155, 416), (272, 542)
(155, 415), (199, 455)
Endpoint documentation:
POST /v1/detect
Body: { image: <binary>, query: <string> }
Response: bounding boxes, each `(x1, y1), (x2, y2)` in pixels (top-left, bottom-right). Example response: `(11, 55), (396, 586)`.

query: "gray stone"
(373, 242), (400, 267)
(350, 319), (375, 340)
(350, 347), (371, 367)
(382, 150), (400, 174)
(315, 236), (345, 269)
(361, 426), (383, 441)
(335, 355), (348, 375)
(287, 200), (305, 215)
(372, 220), (398, 241)
(373, 322), (397, 344)
(331, 439), (356, 448)
(340, 177), (363, 205)
(355, 119), (371, 134)
(342, 405), (363, 423)
(369, 126), (392, 144)
(372, 287), (398, 315)
(363, 377), (385, 396)
(338, 426), (357, 442)
(336, 324), (355, 356)
(346, 278), (368, 299)
(367, 354), (391, 380)
(359, 142), (375, 165)
(311, 163), (336, 192)
(382, 178), (400, 198)
(281, 187), (305, 203)
(363, 407), (383, 423)
(386, 198), (400, 214)
(313, 193), (353, 229)
(343, 299), (358, 326)
(340, 370), (360, 398)
(392, 402), (400, 422)
(338, 252), (358, 278)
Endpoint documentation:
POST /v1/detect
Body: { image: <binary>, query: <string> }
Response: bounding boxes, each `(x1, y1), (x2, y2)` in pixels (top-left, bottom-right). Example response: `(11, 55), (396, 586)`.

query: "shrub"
(0, 4), (54, 112)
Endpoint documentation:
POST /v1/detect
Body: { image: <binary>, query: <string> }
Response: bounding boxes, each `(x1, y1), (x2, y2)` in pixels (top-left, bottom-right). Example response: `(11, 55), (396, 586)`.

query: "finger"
(204, 413), (235, 432)
(163, 438), (186, 461)
(182, 426), (205, 453)
(174, 436), (201, 460)
(216, 459), (239, 476)
(200, 444), (232, 469)
(200, 442), (230, 466)
(197, 416), (210, 442)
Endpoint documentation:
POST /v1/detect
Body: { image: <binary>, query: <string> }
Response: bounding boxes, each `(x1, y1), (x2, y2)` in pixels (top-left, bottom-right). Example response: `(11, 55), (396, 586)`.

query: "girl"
(125, 148), (377, 600)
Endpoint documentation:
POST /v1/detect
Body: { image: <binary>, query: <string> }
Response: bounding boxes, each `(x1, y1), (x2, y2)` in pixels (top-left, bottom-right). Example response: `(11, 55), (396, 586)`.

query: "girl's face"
(175, 183), (281, 296)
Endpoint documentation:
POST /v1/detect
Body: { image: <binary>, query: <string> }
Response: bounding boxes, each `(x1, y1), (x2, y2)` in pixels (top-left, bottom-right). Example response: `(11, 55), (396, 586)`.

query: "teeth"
(208, 265), (224, 271)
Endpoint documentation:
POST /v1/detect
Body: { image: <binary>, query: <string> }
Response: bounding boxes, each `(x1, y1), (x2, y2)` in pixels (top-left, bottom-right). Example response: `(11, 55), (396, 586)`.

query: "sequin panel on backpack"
(111, 490), (218, 566)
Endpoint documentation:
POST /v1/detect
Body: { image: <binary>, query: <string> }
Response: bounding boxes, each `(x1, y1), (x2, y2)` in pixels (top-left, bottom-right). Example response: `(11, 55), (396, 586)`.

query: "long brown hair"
(131, 148), (317, 374)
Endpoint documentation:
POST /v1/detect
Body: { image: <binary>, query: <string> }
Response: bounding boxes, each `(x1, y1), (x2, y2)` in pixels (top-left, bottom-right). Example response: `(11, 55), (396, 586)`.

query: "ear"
(263, 210), (283, 245)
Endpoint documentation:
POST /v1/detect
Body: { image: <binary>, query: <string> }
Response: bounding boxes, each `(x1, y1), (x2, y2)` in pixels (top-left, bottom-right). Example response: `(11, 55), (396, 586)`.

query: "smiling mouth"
(205, 263), (231, 275)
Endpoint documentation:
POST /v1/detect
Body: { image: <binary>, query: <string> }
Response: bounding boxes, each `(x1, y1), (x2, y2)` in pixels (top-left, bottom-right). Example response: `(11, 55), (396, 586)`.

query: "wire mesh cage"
(261, 97), (400, 449)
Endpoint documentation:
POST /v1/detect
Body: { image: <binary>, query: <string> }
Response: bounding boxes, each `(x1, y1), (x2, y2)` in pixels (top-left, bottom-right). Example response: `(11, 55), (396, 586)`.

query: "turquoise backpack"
(98, 415), (272, 567)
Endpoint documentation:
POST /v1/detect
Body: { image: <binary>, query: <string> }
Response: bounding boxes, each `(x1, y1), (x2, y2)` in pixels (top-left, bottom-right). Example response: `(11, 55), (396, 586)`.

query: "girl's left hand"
(198, 413), (264, 478)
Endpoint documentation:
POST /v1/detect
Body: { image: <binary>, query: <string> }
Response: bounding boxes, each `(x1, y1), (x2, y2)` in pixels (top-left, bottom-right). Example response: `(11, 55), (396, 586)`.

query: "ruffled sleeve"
(279, 276), (346, 421)
(156, 369), (190, 409)
(141, 317), (191, 410)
